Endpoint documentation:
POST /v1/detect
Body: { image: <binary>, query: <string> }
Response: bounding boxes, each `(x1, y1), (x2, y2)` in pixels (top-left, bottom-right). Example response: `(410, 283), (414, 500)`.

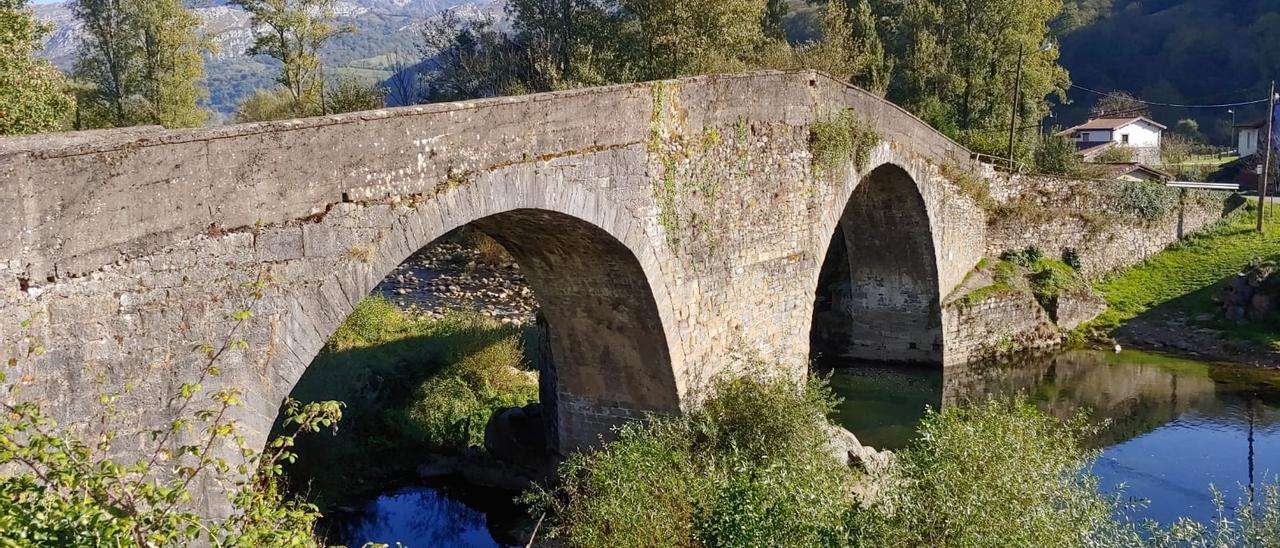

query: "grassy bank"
(282, 297), (538, 508)
(1091, 201), (1280, 351)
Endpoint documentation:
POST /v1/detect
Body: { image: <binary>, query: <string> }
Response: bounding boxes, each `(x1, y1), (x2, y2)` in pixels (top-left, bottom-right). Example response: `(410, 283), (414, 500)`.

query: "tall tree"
(233, 0), (349, 116)
(135, 0), (208, 127)
(73, 0), (208, 128)
(889, 0), (1070, 155)
(0, 0), (75, 134)
(73, 0), (134, 126)
(803, 1), (892, 94)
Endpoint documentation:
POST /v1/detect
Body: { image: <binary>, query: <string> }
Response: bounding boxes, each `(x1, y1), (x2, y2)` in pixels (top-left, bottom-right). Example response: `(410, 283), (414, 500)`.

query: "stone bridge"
(0, 71), (991, 494)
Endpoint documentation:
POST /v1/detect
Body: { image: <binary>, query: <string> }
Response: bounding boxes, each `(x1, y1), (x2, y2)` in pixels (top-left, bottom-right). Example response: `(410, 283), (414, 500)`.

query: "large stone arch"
(272, 177), (684, 452)
(809, 154), (945, 365)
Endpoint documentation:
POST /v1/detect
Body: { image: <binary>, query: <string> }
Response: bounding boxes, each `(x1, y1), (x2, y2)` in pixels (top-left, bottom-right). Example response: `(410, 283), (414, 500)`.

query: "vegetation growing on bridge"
(809, 108), (880, 177)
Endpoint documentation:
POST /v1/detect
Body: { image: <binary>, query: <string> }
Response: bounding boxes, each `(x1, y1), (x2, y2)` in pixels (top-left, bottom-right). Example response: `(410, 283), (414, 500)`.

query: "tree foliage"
(72, 0), (209, 129)
(0, 0), (75, 135)
(886, 0), (1069, 156)
(1089, 90), (1149, 119)
(0, 282), (339, 546)
(233, 0), (349, 117)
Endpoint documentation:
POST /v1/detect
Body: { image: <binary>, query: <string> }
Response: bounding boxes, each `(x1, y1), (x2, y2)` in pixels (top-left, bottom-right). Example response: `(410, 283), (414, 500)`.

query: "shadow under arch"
(272, 179), (681, 455)
(810, 163), (943, 365)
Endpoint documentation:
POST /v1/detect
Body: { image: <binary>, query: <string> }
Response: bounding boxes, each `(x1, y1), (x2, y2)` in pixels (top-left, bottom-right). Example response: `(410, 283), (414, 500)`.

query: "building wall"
(1240, 128), (1260, 158)
(1115, 120), (1162, 148)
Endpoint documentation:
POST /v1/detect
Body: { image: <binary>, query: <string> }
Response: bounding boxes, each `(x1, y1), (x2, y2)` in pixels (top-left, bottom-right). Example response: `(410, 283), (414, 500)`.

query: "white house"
(1236, 119), (1266, 158)
(1057, 116), (1166, 164)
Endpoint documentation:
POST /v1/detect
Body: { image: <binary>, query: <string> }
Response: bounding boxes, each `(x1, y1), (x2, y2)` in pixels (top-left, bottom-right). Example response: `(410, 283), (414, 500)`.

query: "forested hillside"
(1055, 0), (1279, 144)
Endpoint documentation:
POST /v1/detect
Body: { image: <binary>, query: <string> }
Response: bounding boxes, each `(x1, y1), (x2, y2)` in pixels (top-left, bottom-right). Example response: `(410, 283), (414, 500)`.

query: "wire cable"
(1070, 83), (1272, 109)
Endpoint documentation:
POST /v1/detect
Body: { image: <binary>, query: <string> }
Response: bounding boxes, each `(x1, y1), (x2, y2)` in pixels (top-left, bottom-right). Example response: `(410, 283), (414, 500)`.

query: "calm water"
(329, 349), (1280, 545)
(824, 349), (1280, 525)
(324, 480), (527, 548)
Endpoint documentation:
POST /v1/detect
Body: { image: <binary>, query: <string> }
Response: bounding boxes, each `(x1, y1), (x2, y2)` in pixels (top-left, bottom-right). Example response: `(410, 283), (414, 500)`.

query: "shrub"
(1028, 258), (1085, 309)
(1034, 132), (1084, 175)
(1095, 146), (1136, 163)
(847, 399), (1112, 548)
(528, 372), (855, 547)
(1119, 179), (1179, 221)
(1001, 245), (1044, 267)
(407, 333), (536, 449)
(810, 109), (881, 175)
(286, 299), (537, 506)
(1063, 247), (1083, 271)
(0, 287), (341, 546)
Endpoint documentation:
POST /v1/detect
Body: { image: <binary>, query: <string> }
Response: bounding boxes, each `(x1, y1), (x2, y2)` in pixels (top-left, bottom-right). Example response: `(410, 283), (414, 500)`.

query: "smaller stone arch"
(810, 160), (945, 364)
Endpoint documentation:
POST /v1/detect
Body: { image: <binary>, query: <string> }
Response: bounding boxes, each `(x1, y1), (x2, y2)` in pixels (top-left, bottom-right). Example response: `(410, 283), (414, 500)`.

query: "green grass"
(280, 297), (538, 509)
(1092, 201), (1280, 348)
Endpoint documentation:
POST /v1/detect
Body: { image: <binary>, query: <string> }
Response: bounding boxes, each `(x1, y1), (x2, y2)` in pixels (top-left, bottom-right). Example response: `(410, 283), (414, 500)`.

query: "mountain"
(34, 0), (499, 118)
(1054, 0), (1280, 145)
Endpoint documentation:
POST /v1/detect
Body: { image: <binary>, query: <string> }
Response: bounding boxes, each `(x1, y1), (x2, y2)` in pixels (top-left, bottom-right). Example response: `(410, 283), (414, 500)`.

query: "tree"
(1174, 118), (1203, 143)
(887, 0), (1070, 156)
(72, 0), (208, 128)
(325, 75), (385, 113)
(134, 0), (208, 128)
(233, 0), (349, 117)
(1034, 131), (1083, 175)
(0, 0), (75, 135)
(1089, 90), (1149, 119)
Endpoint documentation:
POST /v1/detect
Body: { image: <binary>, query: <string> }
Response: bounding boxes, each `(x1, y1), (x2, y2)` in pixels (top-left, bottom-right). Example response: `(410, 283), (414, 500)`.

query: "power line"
(1069, 83), (1271, 109)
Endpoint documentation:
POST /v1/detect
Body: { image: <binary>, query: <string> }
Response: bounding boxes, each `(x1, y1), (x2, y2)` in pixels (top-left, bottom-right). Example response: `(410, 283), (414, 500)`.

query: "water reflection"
(823, 349), (1280, 524)
(326, 483), (522, 548)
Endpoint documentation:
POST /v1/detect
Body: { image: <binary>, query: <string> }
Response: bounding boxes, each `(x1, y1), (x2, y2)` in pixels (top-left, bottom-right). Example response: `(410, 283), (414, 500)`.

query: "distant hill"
(1055, 0), (1280, 145)
(34, 0), (500, 119)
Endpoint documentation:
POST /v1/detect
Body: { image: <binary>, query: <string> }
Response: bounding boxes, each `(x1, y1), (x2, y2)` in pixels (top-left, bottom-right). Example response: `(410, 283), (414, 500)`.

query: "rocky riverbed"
(374, 242), (540, 325)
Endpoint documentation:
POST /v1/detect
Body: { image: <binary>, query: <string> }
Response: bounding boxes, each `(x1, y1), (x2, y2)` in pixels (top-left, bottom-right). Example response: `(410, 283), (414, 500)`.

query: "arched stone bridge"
(0, 71), (990, 488)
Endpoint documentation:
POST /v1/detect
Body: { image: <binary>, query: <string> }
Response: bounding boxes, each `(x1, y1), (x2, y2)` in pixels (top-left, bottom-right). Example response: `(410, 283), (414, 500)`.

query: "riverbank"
(1087, 201), (1280, 367)
(281, 297), (543, 512)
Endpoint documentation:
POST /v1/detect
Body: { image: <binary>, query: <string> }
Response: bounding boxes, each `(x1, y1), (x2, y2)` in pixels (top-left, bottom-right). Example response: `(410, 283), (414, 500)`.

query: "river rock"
(484, 403), (549, 464)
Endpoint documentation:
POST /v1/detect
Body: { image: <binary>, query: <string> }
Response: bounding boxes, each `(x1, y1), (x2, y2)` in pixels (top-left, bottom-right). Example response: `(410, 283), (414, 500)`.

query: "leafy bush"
(1028, 258), (1086, 309)
(1118, 179), (1179, 221)
(528, 371), (855, 547)
(810, 109), (881, 175)
(1001, 245), (1044, 267)
(1034, 132), (1084, 175)
(0, 286), (341, 546)
(408, 333), (537, 448)
(1063, 247), (1083, 271)
(286, 298), (537, 506)
(1095, 145), (1136, 163)
(847, 399), (1113, 548)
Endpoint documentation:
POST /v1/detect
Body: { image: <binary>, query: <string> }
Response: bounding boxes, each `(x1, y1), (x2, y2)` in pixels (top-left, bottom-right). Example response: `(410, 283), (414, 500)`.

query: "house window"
(1121, 134), (1130, 144)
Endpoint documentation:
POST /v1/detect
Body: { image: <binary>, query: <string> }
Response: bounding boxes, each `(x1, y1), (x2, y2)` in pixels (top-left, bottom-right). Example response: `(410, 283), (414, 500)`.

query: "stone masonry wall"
(986, 174), (1230, 276)
(0, 70), (992, 512)
(943, 290), (1062, 366)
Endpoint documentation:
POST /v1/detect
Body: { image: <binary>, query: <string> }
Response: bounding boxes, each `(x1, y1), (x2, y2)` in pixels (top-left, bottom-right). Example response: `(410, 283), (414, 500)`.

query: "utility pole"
(1258, 80), (1275, 233)
(1007, 45), (1026, 172)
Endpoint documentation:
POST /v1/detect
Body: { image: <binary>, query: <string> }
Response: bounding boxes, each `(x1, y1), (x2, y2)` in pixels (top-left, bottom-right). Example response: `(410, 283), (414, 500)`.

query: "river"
(326, 349), (1280, 546)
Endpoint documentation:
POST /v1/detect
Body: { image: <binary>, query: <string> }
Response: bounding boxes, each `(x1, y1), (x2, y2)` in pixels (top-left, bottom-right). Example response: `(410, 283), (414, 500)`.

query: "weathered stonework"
(943, 291), (1062, 365)
(2, 70), (1227, 512)
(986, 174), (1230, 276)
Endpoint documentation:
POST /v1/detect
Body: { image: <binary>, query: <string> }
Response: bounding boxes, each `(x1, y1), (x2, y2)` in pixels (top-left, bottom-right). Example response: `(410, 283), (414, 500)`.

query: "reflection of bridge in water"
(826, 350), (1280, 451)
